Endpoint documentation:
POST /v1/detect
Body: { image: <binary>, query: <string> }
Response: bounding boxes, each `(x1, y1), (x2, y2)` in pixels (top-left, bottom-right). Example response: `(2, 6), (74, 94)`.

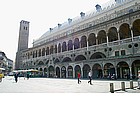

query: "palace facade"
(19, 0), (140, 79)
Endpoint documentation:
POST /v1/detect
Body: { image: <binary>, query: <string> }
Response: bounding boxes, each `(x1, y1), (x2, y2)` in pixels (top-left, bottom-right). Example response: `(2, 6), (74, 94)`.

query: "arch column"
(66, 66), (68, 78)
(130, 25), (134, 42)
(87, 40), (89, 51)
(60, 67), (62, 78)
(73, 65), (75, 78)
(106, 32), (109, 47)
(81, 67), (83, 78)
(117, 28), (120, 45)
(101, 64), (104, 78)
(96, 34), (98, 45)
(129, 66), (132, 79)
(115, 66), (118, 78)
(57, 44), (58, 55)
(72, 41), (74, 52)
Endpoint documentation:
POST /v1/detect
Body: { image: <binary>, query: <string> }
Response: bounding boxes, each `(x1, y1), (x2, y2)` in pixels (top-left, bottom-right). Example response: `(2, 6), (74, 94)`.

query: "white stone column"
(115, 66), (118, 79)
(106, 33), (109, 47)
(96, 34), (98, 45)
(81, 67), (83, 78)
(120, 67), (122, 78)
(73, 66), (75, 78)
(66, 66), (68, 78)
(87, 40), (89, 51)
(130, 25), (134, 42)
(117, 28), (120, 45)
(129, 66), (132, 79)
(60, 68), (62, 78)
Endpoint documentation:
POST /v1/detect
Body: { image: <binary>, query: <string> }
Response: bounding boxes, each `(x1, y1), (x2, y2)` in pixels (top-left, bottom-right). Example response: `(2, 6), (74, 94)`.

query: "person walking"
(0, 71), (4, 82)
(77, 72), (81, 84)
(14, 72), (19, 83)
(88, 70), (93, 85)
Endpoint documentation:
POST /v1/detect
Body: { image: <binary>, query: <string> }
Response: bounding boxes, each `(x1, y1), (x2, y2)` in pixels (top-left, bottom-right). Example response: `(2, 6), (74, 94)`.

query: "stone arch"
(81, 35), (87, 48)
(38, 61), (44, 66)
(108, 27), (118, 42)
(83, 64), (90, 78)
(88, 33), (96, 46)
(97, 30), (107, 44)
(39, 67), (43, 77)
(44, 67), (47, 77)
(39, 49), (41, 57)
(62, 57), (72, 62)
(62, 41), (67, 52)
(117, 61), (129, 79)
(75, 65), (81, 78)
(132, 19), (140, 37)
(42, 48), (45, 56)
(74, 38), (80, 49)
(48, 65), (54, 77)
(67, 65), (73, 78)
(54, 45), (57, 53)
(50, 45), (54, 54)
(58, 43), (61, 53)
(75, 55), (86, 61)
(119, 23), (131, 40)
(90, 52), (106, 59)
(68, 40), (73, 50)
(54, 58), (60, 64)
(92, 63), (103, 79)
(61, 66), (66, 78)
(104, 63), (115, 79)
(56, 66), (60, 78)
(131, 59), (140, 79)
(46, 47), (49, 55)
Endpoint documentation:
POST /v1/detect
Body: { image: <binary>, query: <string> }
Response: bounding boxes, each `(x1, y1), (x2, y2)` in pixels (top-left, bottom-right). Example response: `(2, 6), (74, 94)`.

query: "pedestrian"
(14, 72), (19, 83)
(88, 70), (93, 85)
(77, 72), (81, 84)
(0, 70), (4, 82)
(137, 70), (140, 89)
(27, 72), (30, 80)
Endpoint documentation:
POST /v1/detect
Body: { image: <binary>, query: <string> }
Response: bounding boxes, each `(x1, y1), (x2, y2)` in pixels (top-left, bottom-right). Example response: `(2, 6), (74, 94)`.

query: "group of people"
(77, 70), (93, 85)
(14, 72), (30, 83)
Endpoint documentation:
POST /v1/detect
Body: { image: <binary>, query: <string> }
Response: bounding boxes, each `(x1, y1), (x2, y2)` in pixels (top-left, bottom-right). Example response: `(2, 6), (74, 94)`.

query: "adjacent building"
(0, 51), (13, 73)
(16, 0), (140, 79)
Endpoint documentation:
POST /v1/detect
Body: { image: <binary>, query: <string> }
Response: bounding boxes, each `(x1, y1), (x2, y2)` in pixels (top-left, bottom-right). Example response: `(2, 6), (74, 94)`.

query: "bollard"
(121, 82), (125, 91)
(130, 80), (133, 89)
(110, 83), (114, 93)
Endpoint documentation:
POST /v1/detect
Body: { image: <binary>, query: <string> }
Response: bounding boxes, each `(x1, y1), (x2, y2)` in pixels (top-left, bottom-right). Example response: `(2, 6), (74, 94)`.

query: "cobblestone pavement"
(0, 76), (140, 93)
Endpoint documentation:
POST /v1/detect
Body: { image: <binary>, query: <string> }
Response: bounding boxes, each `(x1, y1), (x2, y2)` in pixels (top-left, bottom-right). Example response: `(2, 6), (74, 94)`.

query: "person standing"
(77, 72), (81, 84)
(88, 70), (93, 85)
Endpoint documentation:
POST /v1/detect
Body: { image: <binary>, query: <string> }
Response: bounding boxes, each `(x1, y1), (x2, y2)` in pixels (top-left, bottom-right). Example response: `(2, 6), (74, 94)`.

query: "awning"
(0, 68), (5, 71)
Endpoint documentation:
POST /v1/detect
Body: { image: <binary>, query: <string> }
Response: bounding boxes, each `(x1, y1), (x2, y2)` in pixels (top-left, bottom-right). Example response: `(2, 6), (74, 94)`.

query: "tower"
(15, 20), (30, 70)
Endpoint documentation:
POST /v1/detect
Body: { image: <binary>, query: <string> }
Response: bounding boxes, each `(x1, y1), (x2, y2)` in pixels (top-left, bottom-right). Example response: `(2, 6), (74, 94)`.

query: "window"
(115, 51), (119, 56)
(121, 50), (125, 56)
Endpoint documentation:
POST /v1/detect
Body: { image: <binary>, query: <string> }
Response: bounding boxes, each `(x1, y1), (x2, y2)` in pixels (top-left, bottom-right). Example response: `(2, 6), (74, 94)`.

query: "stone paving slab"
(0, 76), (139, 93)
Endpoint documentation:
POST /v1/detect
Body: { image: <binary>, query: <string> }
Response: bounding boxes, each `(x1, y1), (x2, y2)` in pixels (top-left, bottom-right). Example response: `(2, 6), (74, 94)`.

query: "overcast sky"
(0, 0), (113, 61)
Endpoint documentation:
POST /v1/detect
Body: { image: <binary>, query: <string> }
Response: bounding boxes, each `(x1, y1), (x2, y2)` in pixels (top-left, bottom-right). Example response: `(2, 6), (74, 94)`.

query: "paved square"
(0, 76), (139, 93)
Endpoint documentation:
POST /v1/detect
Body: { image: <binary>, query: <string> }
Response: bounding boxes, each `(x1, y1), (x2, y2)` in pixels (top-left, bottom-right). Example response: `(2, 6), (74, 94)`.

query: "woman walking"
(77, 72), (81, 84)
(88, 70), (93, 85)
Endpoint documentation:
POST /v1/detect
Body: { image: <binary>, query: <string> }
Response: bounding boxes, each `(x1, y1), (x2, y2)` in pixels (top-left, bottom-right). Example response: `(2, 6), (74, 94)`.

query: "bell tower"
(15, 20), (30, 70)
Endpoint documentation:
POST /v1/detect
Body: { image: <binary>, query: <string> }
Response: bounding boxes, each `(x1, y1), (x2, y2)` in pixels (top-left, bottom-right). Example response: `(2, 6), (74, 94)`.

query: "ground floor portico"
(34, 57), (140, 80)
